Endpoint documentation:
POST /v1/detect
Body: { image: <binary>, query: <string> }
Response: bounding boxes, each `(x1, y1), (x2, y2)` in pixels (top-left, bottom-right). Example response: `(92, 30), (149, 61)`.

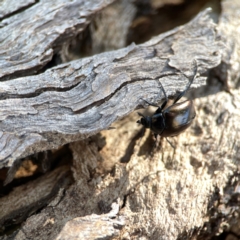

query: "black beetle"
(137, 61), (198, 147)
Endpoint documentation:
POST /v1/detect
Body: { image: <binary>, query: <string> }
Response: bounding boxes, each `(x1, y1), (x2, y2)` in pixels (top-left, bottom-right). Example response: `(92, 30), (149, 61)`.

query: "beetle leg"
(166, 137), (175, 149)
(137, 112), (145, 117)
(173, 59), (198, 104)
(137, 112), (145, 125)
(140, 98), (159, 107)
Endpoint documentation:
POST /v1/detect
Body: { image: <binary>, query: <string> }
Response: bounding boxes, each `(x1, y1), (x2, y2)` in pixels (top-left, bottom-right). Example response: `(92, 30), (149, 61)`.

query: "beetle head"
(137, 113), (151, 128)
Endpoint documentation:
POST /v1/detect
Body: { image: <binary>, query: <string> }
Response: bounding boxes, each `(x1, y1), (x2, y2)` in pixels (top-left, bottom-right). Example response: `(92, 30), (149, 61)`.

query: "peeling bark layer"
(0, 9), (222, 168)
(0, 0), (240, 240)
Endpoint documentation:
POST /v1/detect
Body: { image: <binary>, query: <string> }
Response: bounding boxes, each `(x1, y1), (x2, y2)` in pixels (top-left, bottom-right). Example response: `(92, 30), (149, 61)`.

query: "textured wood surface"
(0, 0), (240, 240)
(0, 0), (116, 80)
(0, 8), (222, 168)
(0, 0), (36, 19)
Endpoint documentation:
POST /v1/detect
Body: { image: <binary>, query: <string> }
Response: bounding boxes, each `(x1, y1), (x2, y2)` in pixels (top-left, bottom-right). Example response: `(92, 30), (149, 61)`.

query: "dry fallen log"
(0, 8), (221, 169)
(0, 0), (240, 240)
(0, 0), (116, 80)
(0, 0), (35, 19)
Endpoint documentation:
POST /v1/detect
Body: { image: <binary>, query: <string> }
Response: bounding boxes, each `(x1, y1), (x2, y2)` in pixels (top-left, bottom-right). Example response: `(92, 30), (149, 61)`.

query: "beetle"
(137, 61), (198, 147)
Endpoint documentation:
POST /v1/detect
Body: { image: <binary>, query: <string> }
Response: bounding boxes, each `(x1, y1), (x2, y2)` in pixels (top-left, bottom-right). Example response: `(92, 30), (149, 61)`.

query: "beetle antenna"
(173, 59), (198, 104)
(156, 81), (168, 111)
(140, 98), (159, 107)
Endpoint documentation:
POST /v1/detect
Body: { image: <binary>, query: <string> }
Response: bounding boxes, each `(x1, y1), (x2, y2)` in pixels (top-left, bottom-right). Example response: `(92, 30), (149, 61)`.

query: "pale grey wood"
(0, 0), (115, 80)
(0, 0), (36, 19)
(0, 1), (240, 240)
(55, 203), (124, 240)
(52, 3), (240, 237)
(0, 9), (223, 168)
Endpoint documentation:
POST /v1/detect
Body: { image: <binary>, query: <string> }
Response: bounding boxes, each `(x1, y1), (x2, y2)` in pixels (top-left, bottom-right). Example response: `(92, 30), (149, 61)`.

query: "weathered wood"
(1, 0), (239, 239)
(0, 0), (116, 80)
(0, 165), (72, 229)
(55, 203), (124, 240)
(0, 8), (222, 168)
(0, 0), (36, 19)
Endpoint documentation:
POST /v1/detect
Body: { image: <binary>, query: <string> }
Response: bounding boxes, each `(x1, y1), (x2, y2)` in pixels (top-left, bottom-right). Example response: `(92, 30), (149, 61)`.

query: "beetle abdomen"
(156, 100), (195, 137)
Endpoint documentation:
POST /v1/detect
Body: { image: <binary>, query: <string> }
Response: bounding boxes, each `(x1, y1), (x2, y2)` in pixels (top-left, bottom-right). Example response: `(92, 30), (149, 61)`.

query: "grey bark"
(0, 0), (36, 19)
(0, 7), (221, 168)
(0, 0), (240, 240)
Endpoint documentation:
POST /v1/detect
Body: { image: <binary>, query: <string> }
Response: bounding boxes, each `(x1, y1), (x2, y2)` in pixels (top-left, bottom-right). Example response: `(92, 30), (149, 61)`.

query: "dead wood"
(0, 0), (239, 240)
(0, 8), (221, 169)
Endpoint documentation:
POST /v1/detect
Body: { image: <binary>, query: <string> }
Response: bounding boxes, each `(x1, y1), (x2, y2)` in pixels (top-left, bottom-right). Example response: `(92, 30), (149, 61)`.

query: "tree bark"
(0, 7), (221, 169)
(0, 0), (239, 240)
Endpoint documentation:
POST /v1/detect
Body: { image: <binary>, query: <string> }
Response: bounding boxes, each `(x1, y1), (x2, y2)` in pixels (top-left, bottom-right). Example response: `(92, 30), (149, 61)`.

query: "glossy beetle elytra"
(137, 61), (198, 147)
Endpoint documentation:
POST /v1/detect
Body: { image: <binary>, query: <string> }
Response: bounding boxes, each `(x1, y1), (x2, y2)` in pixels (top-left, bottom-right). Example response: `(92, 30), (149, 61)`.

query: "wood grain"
(0, 9), (222, 168)
(1, 1), (240, 239)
